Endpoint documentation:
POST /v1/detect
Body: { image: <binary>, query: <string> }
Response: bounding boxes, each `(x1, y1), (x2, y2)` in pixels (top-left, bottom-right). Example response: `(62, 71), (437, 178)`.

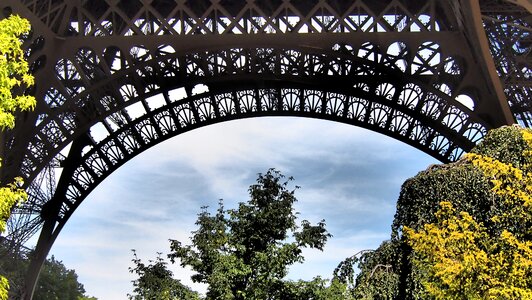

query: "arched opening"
(43, 117), (437, 298)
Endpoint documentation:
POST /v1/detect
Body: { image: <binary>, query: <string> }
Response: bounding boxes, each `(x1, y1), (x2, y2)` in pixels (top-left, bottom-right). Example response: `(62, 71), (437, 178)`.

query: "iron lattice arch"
(0, 0), (529, 298)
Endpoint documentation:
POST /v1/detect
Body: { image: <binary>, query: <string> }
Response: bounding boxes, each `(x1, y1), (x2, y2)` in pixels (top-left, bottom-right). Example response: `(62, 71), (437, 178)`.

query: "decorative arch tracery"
(20, 43), (481, 184)
(14, 42), (491, 236)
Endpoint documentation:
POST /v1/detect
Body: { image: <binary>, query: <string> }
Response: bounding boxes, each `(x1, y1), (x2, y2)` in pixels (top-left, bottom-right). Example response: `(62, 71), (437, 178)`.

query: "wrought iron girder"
(482, 0), (532, 14)
(1, 0), (516, 190)
(6, 35), (507, 188)
(20, 44), (492, 246)
(480, 0), (532, 126)
(17, 0), (457, 37)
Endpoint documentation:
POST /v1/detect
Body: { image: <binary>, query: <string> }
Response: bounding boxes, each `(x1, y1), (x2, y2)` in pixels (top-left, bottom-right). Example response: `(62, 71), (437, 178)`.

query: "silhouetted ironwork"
(481, 0), (532, 126)
(0, 0), (529, 298)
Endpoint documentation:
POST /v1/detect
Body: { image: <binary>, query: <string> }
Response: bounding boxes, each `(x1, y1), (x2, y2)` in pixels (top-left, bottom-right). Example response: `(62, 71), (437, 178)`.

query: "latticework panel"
(481, 0), (532, 126)
(18, 42), (487, 183)
(20, 0), (455, 36)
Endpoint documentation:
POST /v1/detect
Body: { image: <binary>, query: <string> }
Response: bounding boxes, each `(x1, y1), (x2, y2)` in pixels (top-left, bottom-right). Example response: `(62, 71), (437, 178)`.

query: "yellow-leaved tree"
(405, 127), (532, 299)
(0, 14), (35, 300)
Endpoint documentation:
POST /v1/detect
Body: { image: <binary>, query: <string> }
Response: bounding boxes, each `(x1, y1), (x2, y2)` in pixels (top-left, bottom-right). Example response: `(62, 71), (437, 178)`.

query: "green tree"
(391, 160), (495, 299)
(347, 126), (532, 299)
(128, 250), (200, 300)
(33, 256), (89, 300)
(279, 277), (352, 300)
(0, 14), (36, 300)
(345, 162), (494, 299)
(0, 240), (27, 299)
(168, 169), (333, 300)
(404, 127), (532, 299)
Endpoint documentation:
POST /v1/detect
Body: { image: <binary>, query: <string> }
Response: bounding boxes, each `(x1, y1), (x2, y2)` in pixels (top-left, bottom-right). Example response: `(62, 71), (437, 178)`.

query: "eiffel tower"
(0, 0), (530, 298)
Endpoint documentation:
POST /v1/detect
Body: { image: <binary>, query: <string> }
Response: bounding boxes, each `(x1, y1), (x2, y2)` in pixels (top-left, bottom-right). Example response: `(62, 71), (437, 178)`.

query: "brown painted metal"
(0, 0), (529, 298)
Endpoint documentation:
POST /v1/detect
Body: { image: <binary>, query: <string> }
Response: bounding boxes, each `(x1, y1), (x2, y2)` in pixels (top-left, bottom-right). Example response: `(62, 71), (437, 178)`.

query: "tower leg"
(22, 135), (91, 299)
(21, 218), (57, 300)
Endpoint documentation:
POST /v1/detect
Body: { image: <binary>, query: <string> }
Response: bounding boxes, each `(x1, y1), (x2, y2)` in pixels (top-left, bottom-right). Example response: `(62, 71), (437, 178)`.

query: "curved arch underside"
(21, 42), (493, 181)
(26, 43), (491, 223)
(1, 0), (530, 297)
(61, 80), (485, 220)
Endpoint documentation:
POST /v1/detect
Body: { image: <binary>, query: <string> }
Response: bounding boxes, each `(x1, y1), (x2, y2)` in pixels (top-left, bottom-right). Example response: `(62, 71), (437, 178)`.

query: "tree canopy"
(404, 127), (532, 299)
(33, 256), (91, 300)
(126, 126), (532, 299)
(0, 14), (35, 300)
(347, 126), (532, 299)
(166, 169), (335, 299)
(0, 14), (35, 130)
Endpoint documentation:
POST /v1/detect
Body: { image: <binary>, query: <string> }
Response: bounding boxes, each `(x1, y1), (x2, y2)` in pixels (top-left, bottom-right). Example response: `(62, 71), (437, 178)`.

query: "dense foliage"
(333, 243), (399, 299)
(349, 125), (532, 299)
(0, 14), (35, 300)
(167, 169), (335, 299)
(0, 14), (35, 129)
(405, 127), (532, 299)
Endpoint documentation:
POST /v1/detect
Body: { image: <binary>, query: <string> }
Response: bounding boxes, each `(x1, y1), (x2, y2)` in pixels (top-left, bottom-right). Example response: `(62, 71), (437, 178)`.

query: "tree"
(33, 256), (89, 300)
(0, 14), (36, 300)
(128, 250), (200, 300)
(168, 169), (333, 299)
(279, 277), (352, 300)
(405, 201), (532, 299)
(404, 126), (532, 299)
(391, 160), (495, 299)
(346, 160), (495, 299)
(347, 126), (532, 299)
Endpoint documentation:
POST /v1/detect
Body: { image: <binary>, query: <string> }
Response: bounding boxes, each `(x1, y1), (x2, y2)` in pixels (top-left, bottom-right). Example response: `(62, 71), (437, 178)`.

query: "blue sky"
(46, 117), (437, 299)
